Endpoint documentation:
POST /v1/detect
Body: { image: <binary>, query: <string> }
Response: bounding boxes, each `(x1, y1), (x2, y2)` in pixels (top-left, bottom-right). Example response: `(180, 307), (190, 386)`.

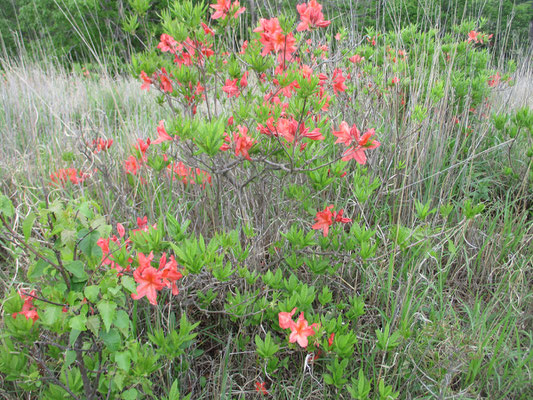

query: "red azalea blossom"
(157, 34), (178, 53)
(333, 121), (360, 146)
(328, 333), (335, 347)
(201, 22), (215, 36)
(332, 68), (347, 93)
(12, 290), (39, 323)
(341, 128), (380, 164)
(153, 120), (174, 144)
(312, 205), (334, 236)
(240, 71), (249, 88)
(234, 125), (255, 160)
(50, 168), (90, 186)
(296, 0), (331, 32)
(211, 0), (245, 20)
(312, 205), (351, 236)
(349, 54), (364, 64)
(222, 78), (240, 98)
(333, 209), (351, 223)
(468, 30), (480, 43)
(488, 72), (501, 87)
(131, 253), (164, 305)
(278, 307), (297, 329)
(288, 312), (317, 348)
(334, 121), (380, 165)
(124, 155), (141, 175)
(91, 138), (113, 153)
(255, 382), (268, 395)
(140, 71), (152, 90)
(160, 74), (173, 93)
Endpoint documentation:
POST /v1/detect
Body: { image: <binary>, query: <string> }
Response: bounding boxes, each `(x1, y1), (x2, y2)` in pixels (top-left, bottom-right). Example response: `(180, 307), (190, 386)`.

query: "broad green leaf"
(28, 259), (49, 280)
(22, 212), (36, 241)
(122, 388), (138, 400)
(121, 276), (137, 293)
(65, 350), (77, 368)
(78, 230), (102, 259)
(97, 301), (116, 333)
(0, 195), (14, 218)
(100, 328), (121, 351)
(65, 261), (88, 280)
(86, 315), (101, 336)
(84, 285), (100, 303)
(69, 315), (87, 331)
(115, 351), (131, 372)
(41, 306), (63, 326)
(114, 310), (130, 336)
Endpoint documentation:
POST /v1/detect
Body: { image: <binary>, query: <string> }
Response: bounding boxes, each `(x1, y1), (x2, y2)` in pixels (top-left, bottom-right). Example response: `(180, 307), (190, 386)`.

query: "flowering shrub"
(1, 1), (533, 399)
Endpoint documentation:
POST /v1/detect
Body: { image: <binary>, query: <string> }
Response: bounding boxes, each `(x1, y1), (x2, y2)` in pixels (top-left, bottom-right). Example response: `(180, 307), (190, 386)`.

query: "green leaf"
(78, 230), (102, 259)
(97, 301), (117, 333)
(41, 306), (63, 326)
(122, 388), (138, 400)
(121, 276), (137, 293)
(114, 310), (130, 336)
(0, 195), (14, 218)
(84, 286), (100, 303)
(28, 259), (49, 280)
(86, 315), (101, 336)
(115, 351), (131, 372)
(22, 212), (36, 241)
(69, 329), (82, 345)
(65, 261), (88, 281)
(65, 350), (77, 368)
(100, 328), (121, 351)
(69, 315), (87, 331)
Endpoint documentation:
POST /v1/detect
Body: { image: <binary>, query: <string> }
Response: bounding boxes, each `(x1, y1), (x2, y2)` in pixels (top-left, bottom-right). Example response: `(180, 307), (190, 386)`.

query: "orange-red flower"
(334, 122), (380, 165)
(349, 54), (364, 64)
(222, 78), (240, 98)
(233, 125), (255, 160)
(211, 0), (245, 20)
(157, 34), (178, 53)
(288, 312), (317, 348)
(12, 290), (39, 323)
(488, 72), (501, 87)
(312, 205), (334, 237)
(140, 71), (152, 91)
(131, 255), (164, 306)
(153, 120), (173, 144)
(278, 307), (297, 329)
(312, 205), (351, 236)
(255, 382), (268, 395)
(50, 168), (90, 186)
(124, 155), (141, 175)
(296, 1), (331, 32)
(332, 69), (347, 93)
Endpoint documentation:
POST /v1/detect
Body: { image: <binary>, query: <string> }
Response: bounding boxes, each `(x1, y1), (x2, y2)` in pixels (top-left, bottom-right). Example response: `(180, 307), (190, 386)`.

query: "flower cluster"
(467, 30), (493, 44)
(254, 18), (297, 63)
(12, 290), (39, 323)
(488, 72), (501, 88)
(333, 121), (380, 164)
(90, 138), (113, 153)
(167, 162), (212, 186)
(278, 308), (317, 348)
(296, 0), (331, 31)
(131, 252), (183, 305)
(97, 223), (133, 275)
(222, 72), (248, 98)
(312, 205), (351, 237)
(210, 0), (245, 20)
(50, 168), (90, 186)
